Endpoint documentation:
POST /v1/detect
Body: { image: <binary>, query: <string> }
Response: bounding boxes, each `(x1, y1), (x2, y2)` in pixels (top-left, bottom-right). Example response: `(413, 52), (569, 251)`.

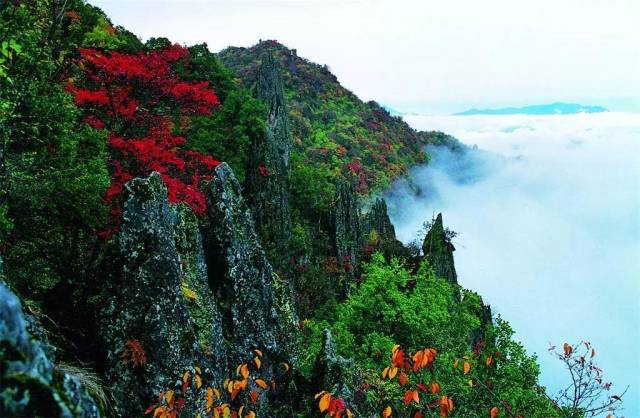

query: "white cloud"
(386, 112), (640, 413)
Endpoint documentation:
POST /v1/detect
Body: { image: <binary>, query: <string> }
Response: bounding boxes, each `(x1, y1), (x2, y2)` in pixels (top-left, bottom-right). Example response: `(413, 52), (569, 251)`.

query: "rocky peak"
(422, 213), (458, 284)
(245, 51), (293, 263)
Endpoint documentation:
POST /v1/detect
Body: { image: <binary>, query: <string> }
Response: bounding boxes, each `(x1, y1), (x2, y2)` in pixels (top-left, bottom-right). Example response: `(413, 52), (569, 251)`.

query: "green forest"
(0, 1), (624, 417)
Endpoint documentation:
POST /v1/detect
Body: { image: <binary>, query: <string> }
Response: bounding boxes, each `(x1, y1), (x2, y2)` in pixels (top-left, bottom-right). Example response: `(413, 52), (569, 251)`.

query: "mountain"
(455, 102), (608, 115)
(0, 3), (596, 417)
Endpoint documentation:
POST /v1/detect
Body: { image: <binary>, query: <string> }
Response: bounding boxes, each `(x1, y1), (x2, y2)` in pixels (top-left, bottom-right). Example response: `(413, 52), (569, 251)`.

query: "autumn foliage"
(67, 45), (221, 238)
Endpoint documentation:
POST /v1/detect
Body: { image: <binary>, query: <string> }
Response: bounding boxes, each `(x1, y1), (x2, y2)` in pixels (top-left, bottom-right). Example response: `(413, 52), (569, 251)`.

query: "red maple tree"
(67, 45), (221, 238)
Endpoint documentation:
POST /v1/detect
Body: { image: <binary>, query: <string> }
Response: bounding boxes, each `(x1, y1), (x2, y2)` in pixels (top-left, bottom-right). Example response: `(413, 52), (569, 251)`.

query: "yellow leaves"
(253, 349), (263, 357)
(182, 370), (190, 384)
(388, 366), (398, 379)
(255, 379), (269, 390)
(280, 362), (290, 372)
(254, 356), (261, 369)
(346, 408), (353, 418)
(194, 374), (203, 389)
(382, 405), (392, 418)
(453, 359), (459, 369)
(181, 283), (198, 300)
(381, 367), (389, 379)
(463, 361), (471, 375)
(490, 406), (499, 418)
(319, 393), (332, 412)
(468, 379), (473, 387)
(246, 411), (256, 418)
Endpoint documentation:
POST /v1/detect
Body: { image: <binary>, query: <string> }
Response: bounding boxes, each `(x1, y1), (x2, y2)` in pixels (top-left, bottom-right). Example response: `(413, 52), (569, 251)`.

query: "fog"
(385, 112), (640, 415)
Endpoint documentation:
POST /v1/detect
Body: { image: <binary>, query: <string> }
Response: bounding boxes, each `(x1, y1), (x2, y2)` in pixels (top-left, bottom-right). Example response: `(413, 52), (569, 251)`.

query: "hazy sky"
(90, 0), (640, 113)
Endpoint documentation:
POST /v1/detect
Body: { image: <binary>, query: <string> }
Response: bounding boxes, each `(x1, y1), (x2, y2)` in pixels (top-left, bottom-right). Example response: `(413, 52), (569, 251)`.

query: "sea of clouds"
(386, 112), (640, 415)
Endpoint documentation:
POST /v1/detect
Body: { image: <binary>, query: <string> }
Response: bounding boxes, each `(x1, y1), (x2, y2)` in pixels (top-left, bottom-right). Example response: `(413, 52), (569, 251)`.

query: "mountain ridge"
(455, 102), (608, 115)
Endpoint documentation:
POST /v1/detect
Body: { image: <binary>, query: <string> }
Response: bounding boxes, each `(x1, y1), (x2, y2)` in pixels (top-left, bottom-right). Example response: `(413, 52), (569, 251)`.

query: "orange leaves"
(463, 361), (471, 375)
(382, 405), (392, 418)
(149, 349), (277, 418)
(563, 342), (573, 357)
(121, 339), (147, 368)
(439, 396), (454, 418)
(254, 379), (269, 390)
(403, 390), (420, 406)
(318, 392), (332, 412)
(485, 356), (493, 367)
(389, 366), (399, 379)
(316, 390), (352, 418)
(490, 406), (499, 418)
(412, 348), (437, 372)
(430, 382), (441, 394)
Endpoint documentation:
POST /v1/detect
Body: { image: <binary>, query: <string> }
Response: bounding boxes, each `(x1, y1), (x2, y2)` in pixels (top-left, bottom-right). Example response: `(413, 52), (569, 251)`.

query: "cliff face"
(422, 213), (458, 284)
(1, 259), (100, 417)
(100, 173), (225, 416)
(93, 166), (296, 416)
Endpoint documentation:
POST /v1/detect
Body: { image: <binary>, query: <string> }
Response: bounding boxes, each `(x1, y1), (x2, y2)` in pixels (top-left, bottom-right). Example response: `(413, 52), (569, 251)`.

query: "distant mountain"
(455, 102), (608, 116)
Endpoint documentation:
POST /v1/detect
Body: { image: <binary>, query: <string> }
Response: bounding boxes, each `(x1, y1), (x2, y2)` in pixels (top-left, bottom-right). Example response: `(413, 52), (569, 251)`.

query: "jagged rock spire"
(245, 51), (293, 262)
(422, 213), (458, 284)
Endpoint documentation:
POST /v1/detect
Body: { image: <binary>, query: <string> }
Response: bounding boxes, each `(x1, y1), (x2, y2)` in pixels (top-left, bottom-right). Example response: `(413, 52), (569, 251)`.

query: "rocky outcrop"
(363, 199), (396, 243)
(203, 163), (296, 372)
(245, 51), (293, 262)
(101, 173), (225, 416)
(422, 213), (457, 284)
(333, 181), (362, 294)
(0, 258), (101, 417)
(312, 330), (359, 415)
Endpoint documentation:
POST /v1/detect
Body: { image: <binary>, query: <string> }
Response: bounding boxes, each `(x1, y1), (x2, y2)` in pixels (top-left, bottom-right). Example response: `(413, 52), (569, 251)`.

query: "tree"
(67, 44), (222, 237)
(549, 342), (627, 418)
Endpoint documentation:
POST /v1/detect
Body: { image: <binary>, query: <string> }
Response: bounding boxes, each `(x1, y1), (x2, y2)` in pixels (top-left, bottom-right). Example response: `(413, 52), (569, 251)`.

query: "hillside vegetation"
(0, 1), (622, 418)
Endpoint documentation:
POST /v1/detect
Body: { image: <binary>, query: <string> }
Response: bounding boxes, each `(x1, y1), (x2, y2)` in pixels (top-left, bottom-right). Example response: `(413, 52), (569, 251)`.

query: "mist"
(385, 112), (640, 415)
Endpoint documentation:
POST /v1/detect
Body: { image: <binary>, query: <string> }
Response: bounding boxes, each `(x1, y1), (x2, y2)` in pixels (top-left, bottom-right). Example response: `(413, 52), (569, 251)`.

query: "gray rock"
(0, 258), (101, 417)
(101, 173), (225, 416)
(333, 180), (362, 294)
(204, 163), (295, 366)
(422, 213), (457, 284)
(245, 51), (293, 262)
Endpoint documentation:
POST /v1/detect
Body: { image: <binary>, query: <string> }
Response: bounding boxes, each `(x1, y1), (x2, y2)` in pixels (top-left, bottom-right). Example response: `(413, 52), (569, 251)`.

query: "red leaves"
(70, 45), (222, 236)
(403, 390), (419, 406)
(257, 164), (270, 177)
(121, 339), (146, 368)
(316, 391), (352, 418)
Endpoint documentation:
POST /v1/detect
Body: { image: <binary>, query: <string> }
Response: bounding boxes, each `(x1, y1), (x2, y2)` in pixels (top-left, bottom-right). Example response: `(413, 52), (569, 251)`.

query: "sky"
(386, 112), (640, 415)
(90, 0), (640, 114)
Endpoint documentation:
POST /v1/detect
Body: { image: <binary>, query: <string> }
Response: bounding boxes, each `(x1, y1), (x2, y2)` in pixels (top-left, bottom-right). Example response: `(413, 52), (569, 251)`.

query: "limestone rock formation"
(204, 163), (296, 371)
(245, 51), (293, 261)
(100, 173), (225, 416)
(333, 181), (362, 294)
(422, 213), (458, 284)
(0, 258), (101, 417)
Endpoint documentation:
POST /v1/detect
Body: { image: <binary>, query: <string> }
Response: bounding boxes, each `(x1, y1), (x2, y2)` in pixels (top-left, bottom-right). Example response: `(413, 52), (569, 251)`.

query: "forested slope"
(0, 2), (617, 417)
